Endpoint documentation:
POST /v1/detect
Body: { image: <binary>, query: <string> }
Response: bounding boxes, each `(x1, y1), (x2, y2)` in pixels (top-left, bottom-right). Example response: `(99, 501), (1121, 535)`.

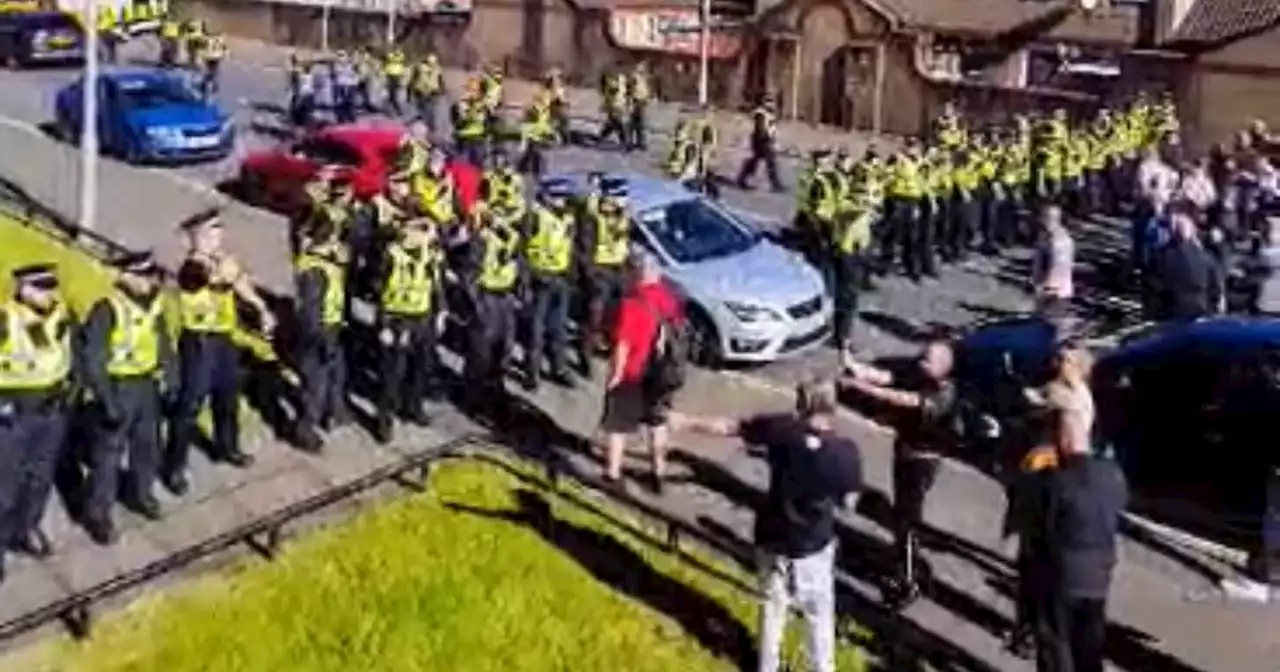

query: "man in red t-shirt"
(601, 251), (683, 494)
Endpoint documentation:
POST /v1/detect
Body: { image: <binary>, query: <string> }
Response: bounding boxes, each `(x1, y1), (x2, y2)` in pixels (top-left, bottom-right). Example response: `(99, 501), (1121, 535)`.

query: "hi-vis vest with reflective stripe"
(479, 225), (520, 291)
(414, 174), (455, 224)
(456, 100), (486, 139)
(485, 170), (523, 208)
(382, 243), (438, 316)
(527, 207), (573, 274)
(296, 254), (346, 327)
(179, 276), (236, 334)
(105, 292), (163, 377)
(593, 211), (628, 266)
(0, 301), (71, 391)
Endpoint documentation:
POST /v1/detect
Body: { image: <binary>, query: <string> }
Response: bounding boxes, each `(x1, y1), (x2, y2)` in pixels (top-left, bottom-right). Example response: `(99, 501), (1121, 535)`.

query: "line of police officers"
(794, 94), (1179, 353)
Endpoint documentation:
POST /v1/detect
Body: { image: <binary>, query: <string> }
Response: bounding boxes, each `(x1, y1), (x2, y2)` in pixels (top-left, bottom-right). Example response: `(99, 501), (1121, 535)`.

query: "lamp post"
(385, 0), (397, 46)
(80, 0), (100, 231)
(697, 0), (709, 106)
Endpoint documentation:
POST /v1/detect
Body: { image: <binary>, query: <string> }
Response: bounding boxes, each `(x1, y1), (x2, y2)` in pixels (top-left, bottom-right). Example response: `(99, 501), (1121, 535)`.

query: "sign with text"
(267, 0), (471, 17)
(608, 10), (742, 59)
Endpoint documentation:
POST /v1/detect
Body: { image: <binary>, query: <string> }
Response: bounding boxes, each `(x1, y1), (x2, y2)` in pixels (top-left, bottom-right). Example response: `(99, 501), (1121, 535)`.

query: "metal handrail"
(0, 434), (778, 643)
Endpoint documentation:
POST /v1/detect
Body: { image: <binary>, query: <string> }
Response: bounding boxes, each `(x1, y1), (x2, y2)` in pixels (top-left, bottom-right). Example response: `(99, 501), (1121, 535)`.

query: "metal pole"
(80, 0), (100, 231)
(320, 0), (331, 52)
(697, 0), (709, 106)
(386, 0), (396, 47)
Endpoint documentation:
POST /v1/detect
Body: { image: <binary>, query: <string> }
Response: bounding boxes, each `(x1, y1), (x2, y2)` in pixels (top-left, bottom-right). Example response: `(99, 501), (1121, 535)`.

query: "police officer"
(627, 62), (652, 151)
(934, 101), (966, 150)
(297, 167), (355, 255)
(519, 90), (557, 177)
(795, 148), (835, 272)
(543, 67), (570, 144)
(374, 217), (445, 443)
(198, 32), (227, 99)
(886, 141), (925, 279)
(383, 45), (408, 117)
(522, 178), (577, 391)
(294, 222), (350, 453)
(453, 80), (490, 167)
(354, 47), (377, 113)
(665, 114), (700, 185)
(0, 264), (75, 581)
(950, 148), (983, 262)
(158, 15), (182, 67)
(413, 148), (458, 228)
(164, 211), (274, 495)
(598, 70), (629, 150)
(464, 197), (524, 408)
(830, 184), (873, 352)
(182, 19), (207, 68)
(736, 94), (784, 192)
(410, 54), (444, 131)
(576, 178), (629, 376)
(693, 109), (720, 199)
(331, 51), (362, 124)
(480, 148), (527, 220)
(480, 64), (505, 114)
(99, 6), (125, 64)
(79, 252), (174, 544)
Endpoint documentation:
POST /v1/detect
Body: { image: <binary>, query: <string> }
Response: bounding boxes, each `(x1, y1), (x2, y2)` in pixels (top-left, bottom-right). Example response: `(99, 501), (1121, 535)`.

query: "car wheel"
(685, 307), (722, 368)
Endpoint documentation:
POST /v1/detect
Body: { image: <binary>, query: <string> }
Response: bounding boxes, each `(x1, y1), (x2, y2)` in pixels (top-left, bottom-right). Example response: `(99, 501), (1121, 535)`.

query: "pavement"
(0, 36), (1270, 672)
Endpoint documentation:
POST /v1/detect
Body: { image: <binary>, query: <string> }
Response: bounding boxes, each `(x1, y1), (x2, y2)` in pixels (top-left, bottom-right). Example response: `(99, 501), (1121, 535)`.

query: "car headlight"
(145, 126), (183, 143)
(724, 301), (783, 323)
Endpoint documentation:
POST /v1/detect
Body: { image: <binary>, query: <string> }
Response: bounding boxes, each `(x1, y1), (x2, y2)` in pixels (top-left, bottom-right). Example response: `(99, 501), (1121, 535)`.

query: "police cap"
(12, 262), (58, 289)
(540, 177), (572, 199)
(600, 177), (628, 198)
(178, 207), (222, 232)
(113, 251), (162, 276)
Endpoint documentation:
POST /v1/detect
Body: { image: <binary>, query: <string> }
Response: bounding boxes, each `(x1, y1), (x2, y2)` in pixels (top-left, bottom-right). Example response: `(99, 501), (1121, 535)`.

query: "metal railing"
(0, 433), (775, 642)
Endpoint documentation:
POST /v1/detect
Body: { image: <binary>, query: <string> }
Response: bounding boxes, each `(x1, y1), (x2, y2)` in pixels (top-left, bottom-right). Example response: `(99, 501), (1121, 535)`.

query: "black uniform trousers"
(378, 312), (438, 422)
(201, 59), (222, 98)
(598, 109), (629, 149)
(0, 395), (67, 548)
(831, 250), (865, 349)
(524, 274), (572, 380)
(384, 75), (404, 116)
(886, 197), (920, 274)
(736, 137), (783, 190)
(949, 194), (981, 260)
(892, 452), (940, 582)
(1035, 593), (1107, 672)
(87, 377), (163, 524)
(165, 332), (240, 477)
(628, 101), (648, 150)
(906, 198), (939, 278)
(999, 185), (1025, 247)
(580, 264), (624, 368)
(334, 85), (359, 124)
(467, 290), (516, 397)
(298, 327), (348, 433)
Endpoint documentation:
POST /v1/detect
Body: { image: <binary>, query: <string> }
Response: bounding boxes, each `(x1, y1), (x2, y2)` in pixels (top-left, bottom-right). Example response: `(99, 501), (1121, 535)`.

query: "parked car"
(54, 67), (233, 164)
(558, 172), (832, 365)
(0, 11), (84, 67)
(955, 315), (1280, 550)
(238, 124), (480, 217)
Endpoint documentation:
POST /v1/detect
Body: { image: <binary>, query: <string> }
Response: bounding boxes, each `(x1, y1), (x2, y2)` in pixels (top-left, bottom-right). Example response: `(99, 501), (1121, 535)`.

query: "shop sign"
(608, 9), (742, 58)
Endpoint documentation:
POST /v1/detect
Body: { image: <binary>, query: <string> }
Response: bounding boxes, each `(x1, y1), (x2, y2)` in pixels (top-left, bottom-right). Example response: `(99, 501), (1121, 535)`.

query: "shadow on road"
(445, 488), (759, 669)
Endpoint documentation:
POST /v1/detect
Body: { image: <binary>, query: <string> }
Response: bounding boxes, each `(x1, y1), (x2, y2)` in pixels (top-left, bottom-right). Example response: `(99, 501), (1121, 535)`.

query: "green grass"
(10, 458), (867, 672)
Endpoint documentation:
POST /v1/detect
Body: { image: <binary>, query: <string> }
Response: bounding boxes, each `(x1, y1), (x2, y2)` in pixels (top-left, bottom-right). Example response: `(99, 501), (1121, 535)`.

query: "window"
(298, 139), (361, 167)
(636, 197), (756, 264)
(113, 76), (199, 108)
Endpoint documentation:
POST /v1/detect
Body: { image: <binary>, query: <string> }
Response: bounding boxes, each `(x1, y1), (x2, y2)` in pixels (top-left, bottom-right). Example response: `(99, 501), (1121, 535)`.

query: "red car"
(237, 123), (481, 217)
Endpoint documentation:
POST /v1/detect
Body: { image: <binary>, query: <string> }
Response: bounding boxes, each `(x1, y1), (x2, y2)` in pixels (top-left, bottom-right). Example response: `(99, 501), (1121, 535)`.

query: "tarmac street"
(0, 37), (1271, 671)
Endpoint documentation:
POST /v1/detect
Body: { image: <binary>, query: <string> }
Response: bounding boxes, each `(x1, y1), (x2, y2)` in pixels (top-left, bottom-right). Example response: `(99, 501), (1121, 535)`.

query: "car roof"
(1114, 316), (1280, 360)
(550, 171), (696, 215)
(5, 11), (77, 25)
(318, 124), (405, 152)
(94, 67), (182, 87)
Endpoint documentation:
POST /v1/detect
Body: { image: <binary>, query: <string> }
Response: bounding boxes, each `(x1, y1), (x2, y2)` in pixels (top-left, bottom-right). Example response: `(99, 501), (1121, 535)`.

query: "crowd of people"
(7, 27), (1279, 672)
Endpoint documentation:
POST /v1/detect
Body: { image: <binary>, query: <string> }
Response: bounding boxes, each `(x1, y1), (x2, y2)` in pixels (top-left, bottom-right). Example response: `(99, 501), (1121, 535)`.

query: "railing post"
(61, 604), (92, 640)
(246, 525), (283, 560)
(544, 458), (560, 494)
(666, 522), (680, 552)
(418, 460), (433, 491)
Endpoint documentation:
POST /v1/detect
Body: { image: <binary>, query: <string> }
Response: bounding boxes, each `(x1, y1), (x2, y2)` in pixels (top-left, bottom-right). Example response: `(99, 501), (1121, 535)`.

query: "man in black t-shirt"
(669, 380), (862, 672)
(841, 339), (957, 608)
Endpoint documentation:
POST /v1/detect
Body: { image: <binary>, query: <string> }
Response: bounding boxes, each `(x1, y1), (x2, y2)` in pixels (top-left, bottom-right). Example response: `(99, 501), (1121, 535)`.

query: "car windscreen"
(116, 78), (199, 108)
(637, 198), (756, 264)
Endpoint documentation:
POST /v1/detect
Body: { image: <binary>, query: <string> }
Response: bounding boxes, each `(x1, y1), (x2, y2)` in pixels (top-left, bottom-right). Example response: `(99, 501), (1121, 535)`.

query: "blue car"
(0, 11), (85, 67)
(54, 68), (234, 164)
(956, 316), (1280, 552)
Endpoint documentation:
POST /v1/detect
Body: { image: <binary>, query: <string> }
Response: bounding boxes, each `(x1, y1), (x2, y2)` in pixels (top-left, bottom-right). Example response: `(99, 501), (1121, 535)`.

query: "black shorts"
(599, 380), (670, 433)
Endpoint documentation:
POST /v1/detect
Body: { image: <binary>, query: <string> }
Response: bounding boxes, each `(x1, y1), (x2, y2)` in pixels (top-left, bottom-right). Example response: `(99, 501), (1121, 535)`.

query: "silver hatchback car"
(561, 172), (832, 365)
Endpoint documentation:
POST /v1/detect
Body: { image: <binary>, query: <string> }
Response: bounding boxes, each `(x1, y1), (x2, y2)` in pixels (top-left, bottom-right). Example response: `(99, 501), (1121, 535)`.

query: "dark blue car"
(0, 11), (84, 67)
(54, 68), (234, 164)
(957, 316), (1280, 551)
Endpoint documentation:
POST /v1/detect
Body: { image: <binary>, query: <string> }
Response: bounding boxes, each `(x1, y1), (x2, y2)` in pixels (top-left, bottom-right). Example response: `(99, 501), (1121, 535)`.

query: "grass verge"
(10, 457), (867, 672)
